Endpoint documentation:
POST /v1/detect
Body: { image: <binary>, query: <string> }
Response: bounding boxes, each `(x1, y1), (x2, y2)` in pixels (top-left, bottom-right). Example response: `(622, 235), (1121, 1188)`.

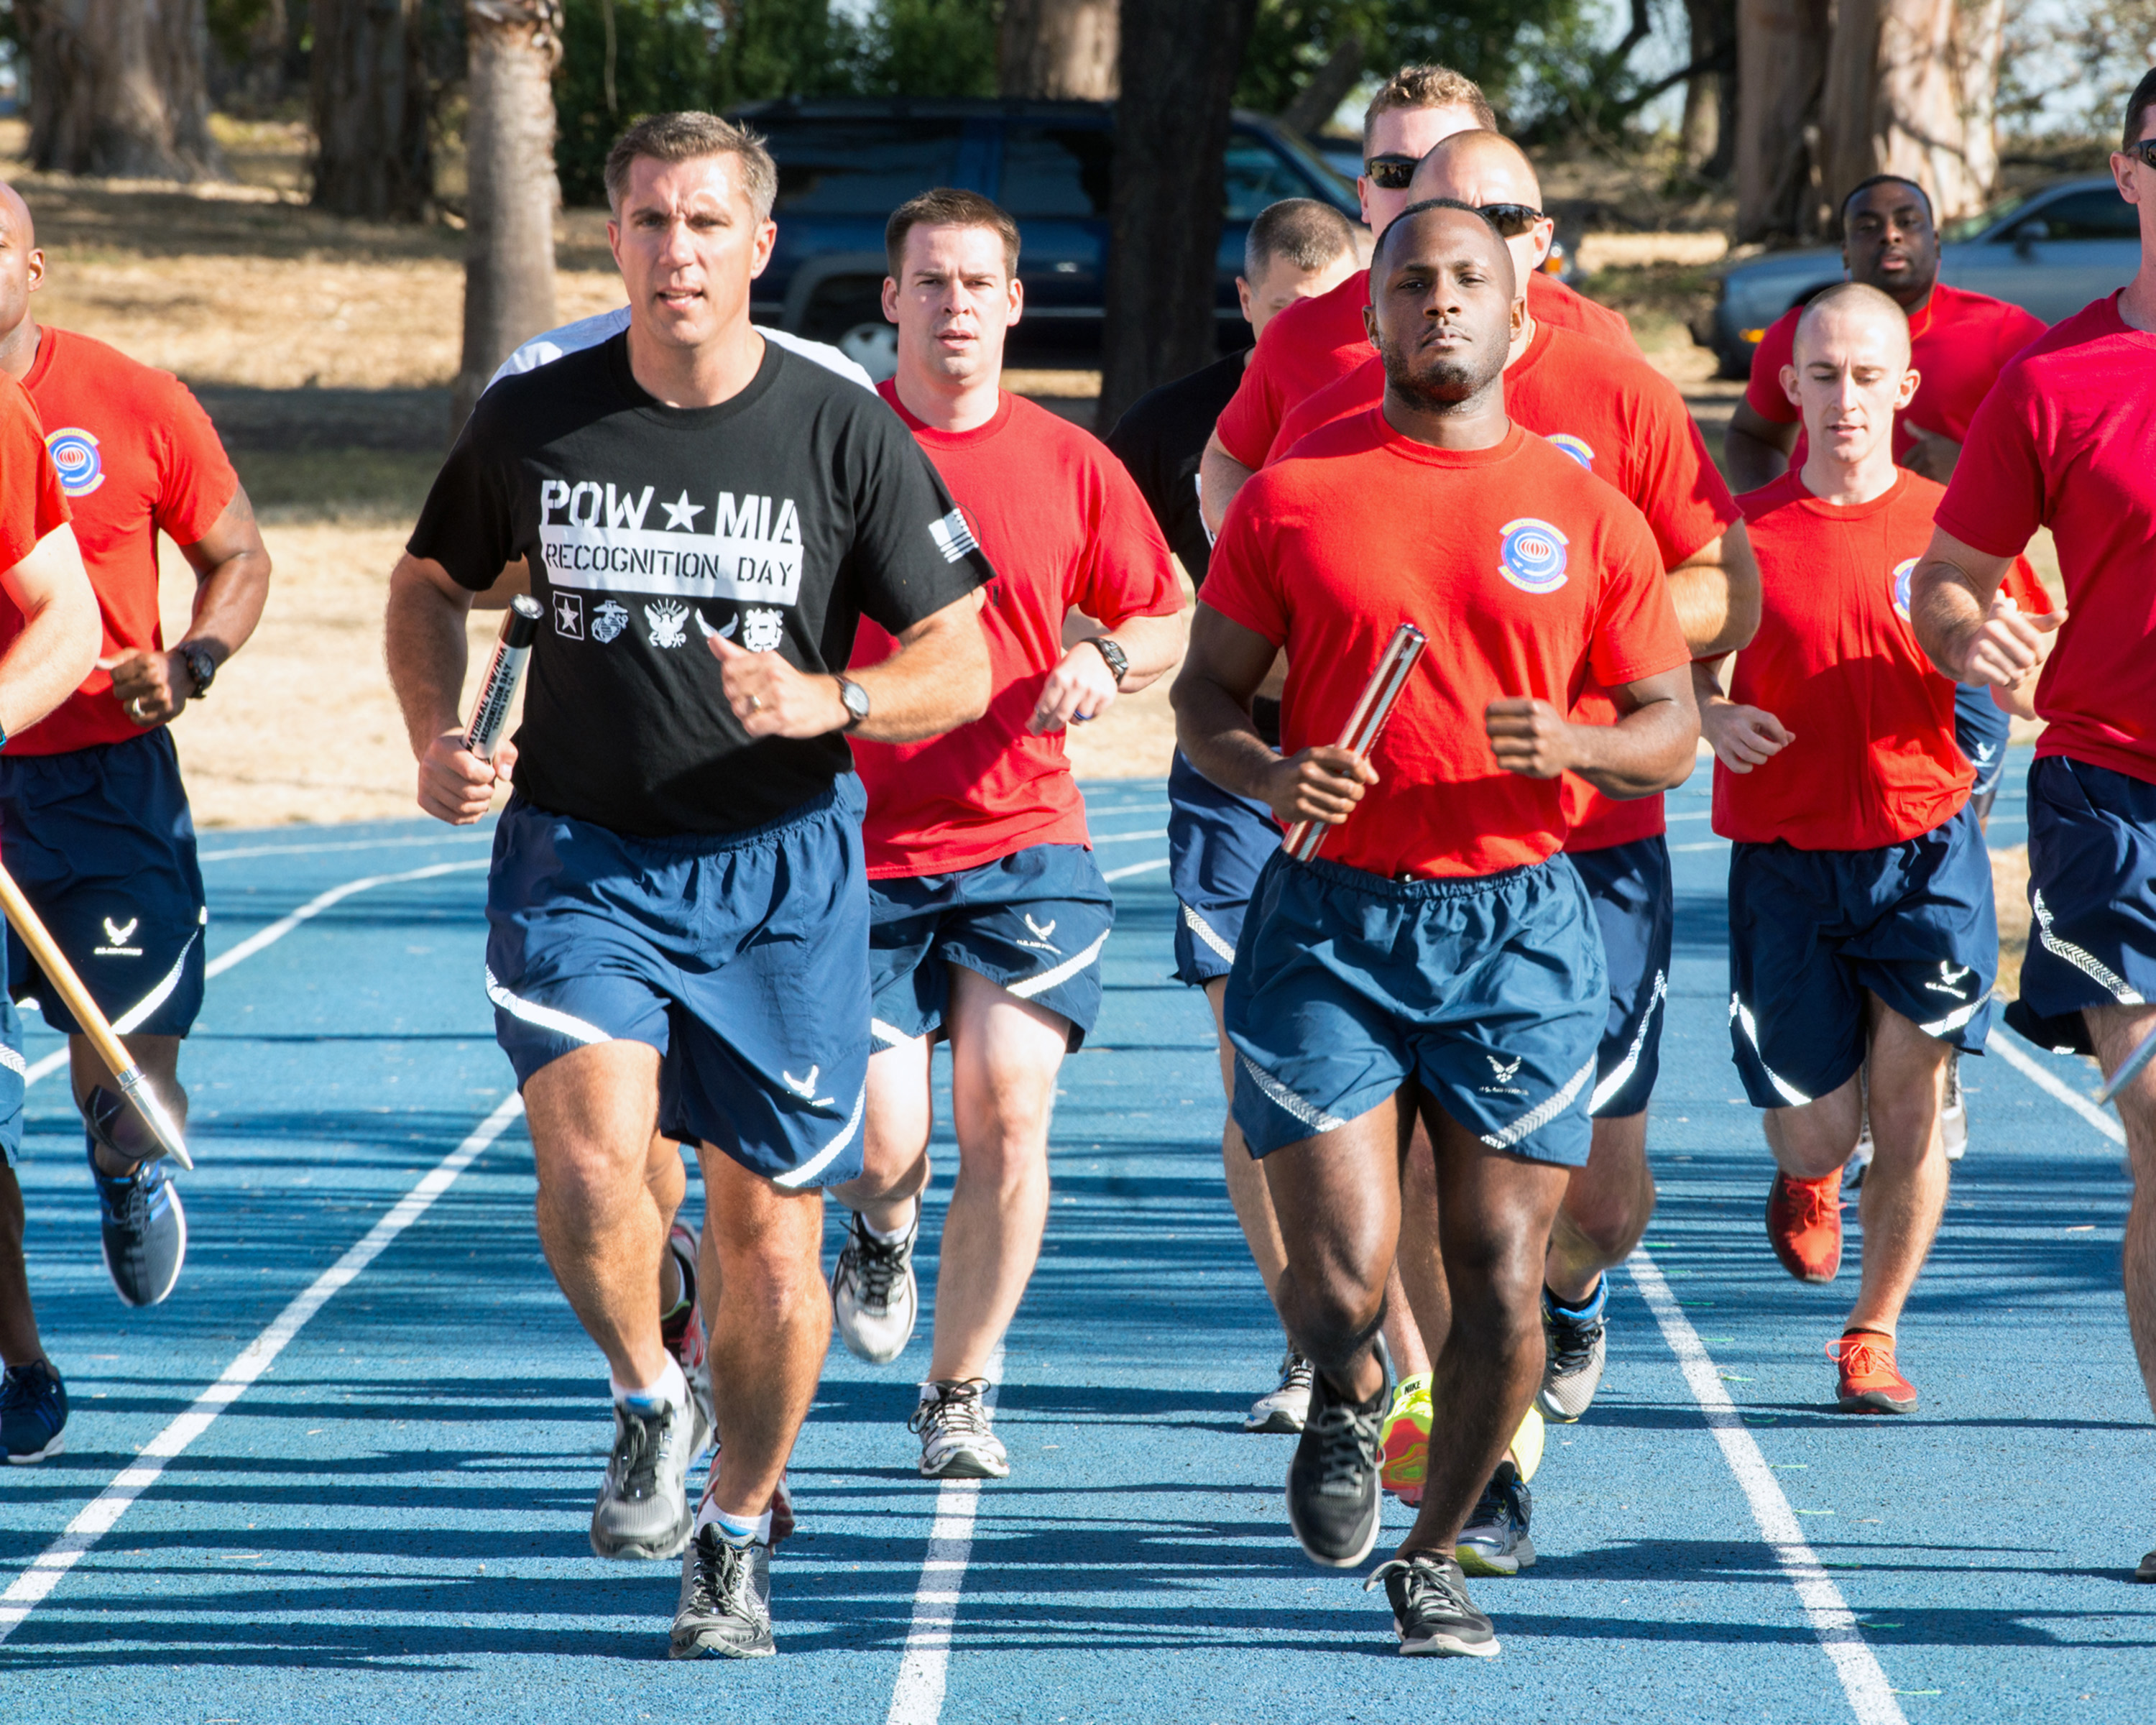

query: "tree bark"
(311, 0), (435, 222)
(451, 1), (562, 439)
(1818, 0), (2003, 226)
(998, 0), (1120, 100)
(1681, 0), (1738, 175)
(1734, 0), (1830, 240)
(1279, 32), (1365, 137)
(1098, 0), (1256, 431)
(18, 0), (229, 181)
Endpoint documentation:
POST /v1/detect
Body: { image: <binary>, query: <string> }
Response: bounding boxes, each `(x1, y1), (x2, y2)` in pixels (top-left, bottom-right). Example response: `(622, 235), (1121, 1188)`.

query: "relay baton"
(1281, 622), (1428, 864)
(464, 594), (543, 760)
(2096, 1018), (2156, 1106)
(0, 864), (192, 1170)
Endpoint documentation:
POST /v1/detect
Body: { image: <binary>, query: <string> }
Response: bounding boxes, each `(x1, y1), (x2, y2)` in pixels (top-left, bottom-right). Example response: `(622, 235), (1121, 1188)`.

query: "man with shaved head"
(1698, 283), (2013, 1415)
(1174, 200), (1696, 1657)
(0, 178), (271, 1335)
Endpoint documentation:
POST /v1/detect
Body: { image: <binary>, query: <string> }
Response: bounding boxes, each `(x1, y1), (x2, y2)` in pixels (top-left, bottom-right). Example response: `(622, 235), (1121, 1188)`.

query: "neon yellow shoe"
(1379, 1371), (1432, 1496)
(1511, 1404), (1545, 1484)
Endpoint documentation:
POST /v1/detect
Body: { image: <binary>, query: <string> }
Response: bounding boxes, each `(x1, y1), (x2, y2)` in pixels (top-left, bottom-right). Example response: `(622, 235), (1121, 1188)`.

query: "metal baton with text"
(1282, 622), (1428, 864)
(464, 594), (543, 761)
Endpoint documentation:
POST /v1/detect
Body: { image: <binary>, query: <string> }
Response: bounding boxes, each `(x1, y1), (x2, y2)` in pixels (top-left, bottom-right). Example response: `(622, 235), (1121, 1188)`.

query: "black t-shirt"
(409, 335), (991, 837)
(1104, 349), (1245, 587)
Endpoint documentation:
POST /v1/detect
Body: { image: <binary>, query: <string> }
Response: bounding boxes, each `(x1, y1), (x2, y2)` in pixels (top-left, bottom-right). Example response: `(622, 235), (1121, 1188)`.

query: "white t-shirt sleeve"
(484, 308), (877, 395)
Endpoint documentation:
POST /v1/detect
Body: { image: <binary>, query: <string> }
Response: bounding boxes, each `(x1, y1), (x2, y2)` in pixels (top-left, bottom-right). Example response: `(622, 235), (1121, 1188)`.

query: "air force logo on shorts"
(45, 429), (104, 497)
(1498, 519), (1570, 594)
(1546, 434), (1596, 470)
(1891, 557), (1917, 622)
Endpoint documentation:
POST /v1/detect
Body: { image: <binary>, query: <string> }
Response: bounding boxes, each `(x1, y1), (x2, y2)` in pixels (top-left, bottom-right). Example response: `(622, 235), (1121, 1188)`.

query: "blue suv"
(728, 98), (1361, 374)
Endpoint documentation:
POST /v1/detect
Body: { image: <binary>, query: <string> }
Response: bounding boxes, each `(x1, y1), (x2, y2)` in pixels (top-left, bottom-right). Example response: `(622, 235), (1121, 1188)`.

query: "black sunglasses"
(2124, 139), (2156, 170)
(1363, 154), (1419, 189)
(1478, 202), (1547, 238)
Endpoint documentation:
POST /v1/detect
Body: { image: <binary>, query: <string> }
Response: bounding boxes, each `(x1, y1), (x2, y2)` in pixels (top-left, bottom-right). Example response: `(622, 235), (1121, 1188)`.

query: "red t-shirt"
(1212, 267), (1638, 470)
(1935, 293), (2156, 783)
(1743, 281), (2047, 469)
(849, 384), (1181, 876)
(8, 327), (239, 755)
(1715, 469), (1972, 849)
(0, 372), (69, 572)
(1203, 415), (1687, 879)
(1270, 319), (1739, 850)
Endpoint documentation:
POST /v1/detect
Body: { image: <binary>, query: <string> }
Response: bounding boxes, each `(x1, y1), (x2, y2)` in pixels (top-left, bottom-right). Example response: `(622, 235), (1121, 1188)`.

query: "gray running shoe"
(87, 1139), (186, 1310)
(1537, 1289), (1608, 1422)
(590, 1394), (709, 1560)
(831, 1208), (918, 1365)
(911, 1378), (1008, 1478)
(1456, 1460), (1536, 1578)
(1285, 1367), (1386, 1568)
(1245, 1348), (1313, 1433)
(668, 1524), (775, 1659)
(1365, 1550), (1499, 1657)
(1942, 1051), (1968, 1161)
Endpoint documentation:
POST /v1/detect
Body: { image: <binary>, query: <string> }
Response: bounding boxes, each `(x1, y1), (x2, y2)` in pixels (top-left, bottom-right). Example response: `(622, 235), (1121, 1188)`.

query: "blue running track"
(1, 751), (2150, 1723)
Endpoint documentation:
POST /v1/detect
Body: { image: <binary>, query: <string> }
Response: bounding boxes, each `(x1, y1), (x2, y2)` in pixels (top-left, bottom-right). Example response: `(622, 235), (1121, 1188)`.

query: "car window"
(1000, 125), (1113, 217)
(2022, 188), (2139, 241)
(764, 120), (966, 215)
(1224, 137), (1320, 221)
(1943, 188), (2037, 243)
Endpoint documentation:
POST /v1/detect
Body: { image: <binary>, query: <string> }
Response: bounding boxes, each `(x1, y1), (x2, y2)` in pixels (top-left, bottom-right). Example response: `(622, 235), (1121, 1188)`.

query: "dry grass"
(1993, 844), (2032, 1000)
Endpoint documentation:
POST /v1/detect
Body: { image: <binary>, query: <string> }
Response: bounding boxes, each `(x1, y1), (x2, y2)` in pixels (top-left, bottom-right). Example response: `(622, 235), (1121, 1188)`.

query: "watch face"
(842, 679), (870, 722)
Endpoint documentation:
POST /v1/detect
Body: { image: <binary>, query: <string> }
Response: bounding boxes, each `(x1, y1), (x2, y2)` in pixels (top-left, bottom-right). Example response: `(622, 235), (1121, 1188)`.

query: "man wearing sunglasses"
(1911, 68), (2156, 1590)
(1197, 66), (1637, 540)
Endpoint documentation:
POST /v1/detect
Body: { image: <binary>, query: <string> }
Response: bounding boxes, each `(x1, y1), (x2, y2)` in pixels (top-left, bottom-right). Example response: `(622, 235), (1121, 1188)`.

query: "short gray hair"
(602, 111), (778, 220)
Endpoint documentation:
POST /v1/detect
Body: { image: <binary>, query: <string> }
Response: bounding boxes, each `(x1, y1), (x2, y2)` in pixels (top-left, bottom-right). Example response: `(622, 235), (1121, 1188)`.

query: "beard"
(1381, 335), (1498, 413)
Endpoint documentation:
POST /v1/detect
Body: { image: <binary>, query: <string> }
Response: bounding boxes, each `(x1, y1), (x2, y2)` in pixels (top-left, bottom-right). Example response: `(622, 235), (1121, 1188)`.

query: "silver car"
(1695, 175), (2140, 377)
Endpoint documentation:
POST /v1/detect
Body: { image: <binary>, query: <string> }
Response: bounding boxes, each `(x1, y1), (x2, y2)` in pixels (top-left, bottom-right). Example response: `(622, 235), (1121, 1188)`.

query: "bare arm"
(1485, 663), (1700, 798)
(709, 589), (990, 745)
(109, 484), (274, 725)
(1908, 526), (2060, 686)
(1691, 654), (1794, 773)
(1723, 397), (1797, 494)
(1170, 602), (1374, 825)
(1199, 432), (1256, 539)
(1028, 605), (1188, 733)
(385, 551), (499, 825)
(1666, 520), (1761, 657)
(0, 524), (101, 737)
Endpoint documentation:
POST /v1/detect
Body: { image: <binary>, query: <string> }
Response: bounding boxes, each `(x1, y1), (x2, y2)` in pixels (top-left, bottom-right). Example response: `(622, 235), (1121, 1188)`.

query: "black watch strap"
(180, 643), (218, 698)
(1085, 635), (1129, 684)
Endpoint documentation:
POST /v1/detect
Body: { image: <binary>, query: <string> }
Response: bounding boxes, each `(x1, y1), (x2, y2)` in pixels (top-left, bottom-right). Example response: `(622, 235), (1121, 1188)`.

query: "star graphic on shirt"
(661, 490), (704, 530)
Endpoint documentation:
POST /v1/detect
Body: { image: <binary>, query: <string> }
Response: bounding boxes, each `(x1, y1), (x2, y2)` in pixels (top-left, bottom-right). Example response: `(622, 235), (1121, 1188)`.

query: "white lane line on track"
(885, 1344), (1005, 1725)
(1628, 1249), (1908, 1725)
(20, 860), (490, 1088)
(0, 1092), (525, 1644)
(198, 832), (493, 864)
(1101, 857), (1169, 883)
(1991, 1033), (2127, 1145)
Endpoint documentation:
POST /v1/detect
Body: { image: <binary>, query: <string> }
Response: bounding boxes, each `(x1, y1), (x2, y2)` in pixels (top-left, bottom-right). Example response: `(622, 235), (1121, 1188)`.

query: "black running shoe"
(1285, 1365), (1386, 1568)
(1365, 1550), (1499, 1657)
(2137, 1547), (2155, 1584)
(1456, 1459), (1536, 1578)
(668, 1524), (775, 1659)
(1, 1359), (67, 1464)
(86, 1139), (186, 1309)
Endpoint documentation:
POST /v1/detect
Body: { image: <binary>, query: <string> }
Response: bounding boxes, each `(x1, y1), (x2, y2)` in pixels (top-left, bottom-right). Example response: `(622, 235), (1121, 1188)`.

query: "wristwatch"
(178, 643), (218, 699)
(1085, 635), (1129, 684)
(836, 676), (871, 730)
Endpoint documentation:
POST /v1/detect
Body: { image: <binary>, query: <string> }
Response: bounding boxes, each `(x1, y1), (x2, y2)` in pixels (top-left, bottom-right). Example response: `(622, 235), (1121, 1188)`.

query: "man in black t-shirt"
(385, 112), (992, 1661)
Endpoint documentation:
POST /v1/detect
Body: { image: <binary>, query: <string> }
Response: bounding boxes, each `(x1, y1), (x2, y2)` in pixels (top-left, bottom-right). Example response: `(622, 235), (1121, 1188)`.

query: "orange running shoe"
(1828, 1329), (1918, 1414)
(1766, 1169), (1843, 1283)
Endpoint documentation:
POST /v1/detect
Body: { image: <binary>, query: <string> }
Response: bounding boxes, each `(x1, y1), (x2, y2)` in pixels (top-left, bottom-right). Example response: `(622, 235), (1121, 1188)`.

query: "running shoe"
(87, 1139), (186, 1309)
(1, 1358), (67, 1464)
(911, 1378), (1008, 1479)
(831, 1207), (918, 1365)
(2137, 1547), (2155, 1583)
(1828, 1329), (1918, 1414)
(1456, 1459), (1536, 1577)
(1245, 1346), (1313, 1433)
(591, 1392), (709, 1559)
(1766, 1168), (1843, 1284)
(668, 1524), (775, 1659)
(1285, 1364), (1386, 1568)
(1378, 1371), (1432, 1496)
(1941, 1052), (1967, 1161)
(1537, 1285), (1608, 1422)
(1365, 1550), (1499, 1657)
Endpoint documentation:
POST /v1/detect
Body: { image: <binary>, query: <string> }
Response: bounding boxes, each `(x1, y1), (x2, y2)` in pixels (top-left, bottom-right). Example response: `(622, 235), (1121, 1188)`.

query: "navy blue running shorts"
(0, 995), (24, 1170)
(1167, 749), (1279, 988)
(1727, 803), (1995, 1108)
(1955, 682), (2012, 798)
(484, 781), (871, 1190)
(1569, 834), (1672, 1119)
(1224, 852), (1606, 1167)
(0, 728), (207, 1041)
(868, 844), (1115, 1052)
(2013, 756), (2156, 1049)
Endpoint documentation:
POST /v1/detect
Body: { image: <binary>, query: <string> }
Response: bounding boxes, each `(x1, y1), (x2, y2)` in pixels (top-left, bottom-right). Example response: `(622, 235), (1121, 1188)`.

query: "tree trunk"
(1279, 32), (1365, 137)
(998, 0), (1120, 100)
(1098, 0), (1256, 431)
(1734, 0), (1830, 241)
(19, 0), (228, 181)
(1818, 0), (2003, 226)
(1681, 0), (1738, 175)
(451, 1), (561, 439)
(311, 0), (435, 222)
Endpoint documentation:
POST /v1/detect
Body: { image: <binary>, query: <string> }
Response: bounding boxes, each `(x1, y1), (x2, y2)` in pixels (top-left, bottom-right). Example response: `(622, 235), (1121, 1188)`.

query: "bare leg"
(1546, 1111), (1655, 1304)
(1205, 980), (1287, 1297)
(2088, 1003), (2156, 1415)
(70, 1034), (183, 1177)
(0, 1163), (42, 1367)
(829, 1033), (934, 1233)
(1389, 1130), (1446, 1375)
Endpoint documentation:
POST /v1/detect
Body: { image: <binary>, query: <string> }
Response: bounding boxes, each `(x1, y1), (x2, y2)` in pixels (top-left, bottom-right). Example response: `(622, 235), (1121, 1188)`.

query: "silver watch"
(837, 676), (870, 730)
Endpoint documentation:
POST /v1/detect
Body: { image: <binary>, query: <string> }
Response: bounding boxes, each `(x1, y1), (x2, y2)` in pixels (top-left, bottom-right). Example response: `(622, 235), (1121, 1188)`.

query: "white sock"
(860, 1203), (914, 1243)
(695, 1494), (771, 1547)
(612, 1355), (688, 1415)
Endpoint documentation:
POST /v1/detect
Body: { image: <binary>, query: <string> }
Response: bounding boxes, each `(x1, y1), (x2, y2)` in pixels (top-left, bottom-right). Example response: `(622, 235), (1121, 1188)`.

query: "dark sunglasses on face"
(2125, 139), (2156, 170)
(1478, 202), (1547, 238)
(1363, 154), (1419, 189)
